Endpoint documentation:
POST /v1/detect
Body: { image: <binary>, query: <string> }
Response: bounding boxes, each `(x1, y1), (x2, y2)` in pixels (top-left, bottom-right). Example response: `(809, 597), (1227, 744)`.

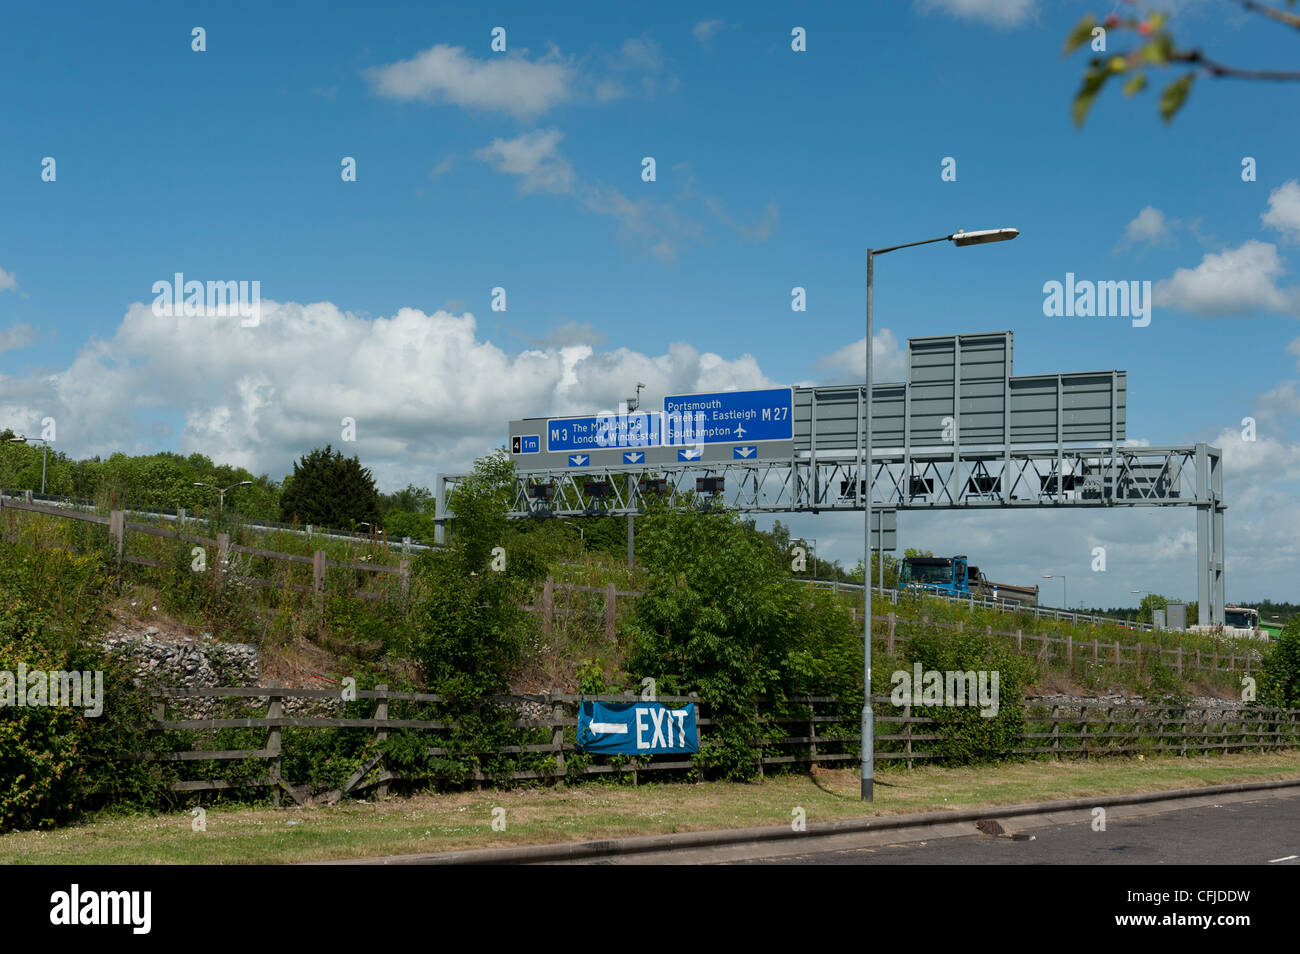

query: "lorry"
(1188, 605), (1270, 640)
(898, 555), (1039, 607)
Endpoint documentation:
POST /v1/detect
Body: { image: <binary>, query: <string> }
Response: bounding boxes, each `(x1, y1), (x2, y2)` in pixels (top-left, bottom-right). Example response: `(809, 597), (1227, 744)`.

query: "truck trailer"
(898, 555), (1039, 607)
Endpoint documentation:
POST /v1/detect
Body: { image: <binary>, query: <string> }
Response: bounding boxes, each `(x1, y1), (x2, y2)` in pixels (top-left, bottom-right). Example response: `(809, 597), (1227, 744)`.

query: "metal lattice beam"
(434, 441), (1225, 624)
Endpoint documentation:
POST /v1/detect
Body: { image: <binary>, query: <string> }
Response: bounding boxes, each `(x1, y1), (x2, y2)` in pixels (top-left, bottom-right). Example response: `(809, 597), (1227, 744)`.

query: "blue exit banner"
(546, 412), (663, 453)
(576, 701), (699, 755)
(663, 388), (793, 445)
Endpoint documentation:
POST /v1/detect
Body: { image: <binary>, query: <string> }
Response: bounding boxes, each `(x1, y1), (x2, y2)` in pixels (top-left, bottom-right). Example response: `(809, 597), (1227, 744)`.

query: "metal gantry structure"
(435, 331), (1227, 626)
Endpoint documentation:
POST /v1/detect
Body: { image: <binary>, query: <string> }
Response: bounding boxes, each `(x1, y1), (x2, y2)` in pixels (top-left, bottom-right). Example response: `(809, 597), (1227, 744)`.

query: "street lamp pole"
(1043, 573), (1067, 609)
(193, 480), (252, 515)
(8, 435), (51, 494)
(862, 227), (1019, 802)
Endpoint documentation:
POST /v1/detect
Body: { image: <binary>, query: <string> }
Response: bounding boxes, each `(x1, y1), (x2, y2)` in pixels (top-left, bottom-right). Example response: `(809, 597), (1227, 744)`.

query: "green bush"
(0, 550), (169, 832)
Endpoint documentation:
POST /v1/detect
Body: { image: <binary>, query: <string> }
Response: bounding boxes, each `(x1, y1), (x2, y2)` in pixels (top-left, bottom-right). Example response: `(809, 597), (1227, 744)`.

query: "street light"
(193, 480), (252, 514)
(8, 434), (52, 494)
(1043, 574), (1067, 609)
(861, 226), (1019, 802)
(1130, 588), (1155, 627)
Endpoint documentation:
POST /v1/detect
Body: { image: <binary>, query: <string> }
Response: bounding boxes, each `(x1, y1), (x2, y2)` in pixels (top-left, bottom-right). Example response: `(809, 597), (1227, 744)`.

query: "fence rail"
(136, 686), (1300, 802)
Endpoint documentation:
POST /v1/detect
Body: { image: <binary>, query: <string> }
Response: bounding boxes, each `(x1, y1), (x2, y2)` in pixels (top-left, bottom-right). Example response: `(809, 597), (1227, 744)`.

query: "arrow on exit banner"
(568, 454), (589, 466)
(678, 447), (702, 461)
(733, 446), (756, 459)
(588, 722), (629, 735)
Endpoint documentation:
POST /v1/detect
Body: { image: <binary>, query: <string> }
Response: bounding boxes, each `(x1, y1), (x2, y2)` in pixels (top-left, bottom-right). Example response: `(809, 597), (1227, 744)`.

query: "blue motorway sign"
(663, 388), (793, 445)
(546, 412), (662, 453)
(511, 434), (539, 455)
(576, 701), (698, 755)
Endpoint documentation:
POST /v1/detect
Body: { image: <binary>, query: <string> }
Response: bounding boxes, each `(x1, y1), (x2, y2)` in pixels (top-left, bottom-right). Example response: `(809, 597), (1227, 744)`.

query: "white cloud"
(1255, 380), (1300, 427)
(692, 19), (725, 45)
(6, 300), (775, 484)
(1289, 336), (1300, 368)
(0, 267), (17, 292)
(475, 129), (575, 195)
(814, 329), (907, 384)
(1262, 179), (1300, 242)
(1153, 240), (1293, 316)
(914, 0), (1037, 28)
(1122, 206), (1170, 246)
(0, 324), (34, 352)
(364, 44), (573, 119)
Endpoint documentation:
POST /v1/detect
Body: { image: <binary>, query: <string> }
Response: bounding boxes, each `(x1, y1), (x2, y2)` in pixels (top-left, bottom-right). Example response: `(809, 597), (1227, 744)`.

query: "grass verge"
(5, 750), (1298, 864)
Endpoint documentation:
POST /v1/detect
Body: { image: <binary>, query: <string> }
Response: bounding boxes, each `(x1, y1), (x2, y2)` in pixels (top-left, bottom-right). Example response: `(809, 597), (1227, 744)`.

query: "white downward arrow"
(588, 722), (628, 734)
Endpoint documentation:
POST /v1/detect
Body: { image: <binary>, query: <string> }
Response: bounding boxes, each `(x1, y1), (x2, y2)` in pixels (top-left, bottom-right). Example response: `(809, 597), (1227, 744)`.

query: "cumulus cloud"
(1262, 179), (1300, 242)
(475, 129), (575, 195)
(0, 267), (17, 292)
(364, 44), (573, 119)
(0, 324), (34, 352)
(1153, 240), (1293, 316)
(692, 19), (726, 45)
(814, 329), (907, 384)
(4, 300), (777, 485)
(530, 320), (606, 348)
(914, 0), (1037, 28)
(1121, 206), (1170, 246)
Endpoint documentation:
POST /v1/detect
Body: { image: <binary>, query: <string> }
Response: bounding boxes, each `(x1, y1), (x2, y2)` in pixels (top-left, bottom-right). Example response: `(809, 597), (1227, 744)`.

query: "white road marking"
(1267, 854), (1298, 863)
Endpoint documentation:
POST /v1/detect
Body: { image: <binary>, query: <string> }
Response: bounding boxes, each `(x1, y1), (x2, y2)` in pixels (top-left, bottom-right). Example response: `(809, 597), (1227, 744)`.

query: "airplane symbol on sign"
(734, 422), (747, 439)
(734, 446), (756, 459)
(569, 454), (589, 466)
(679, 447), (702, 461)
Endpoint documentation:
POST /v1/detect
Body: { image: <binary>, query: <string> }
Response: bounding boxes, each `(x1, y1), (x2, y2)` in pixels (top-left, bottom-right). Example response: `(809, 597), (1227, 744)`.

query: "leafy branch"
(1065, 0), (1300, 125)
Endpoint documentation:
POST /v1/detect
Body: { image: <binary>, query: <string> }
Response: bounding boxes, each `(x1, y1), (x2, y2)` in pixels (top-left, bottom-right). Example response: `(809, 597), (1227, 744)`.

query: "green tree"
(1259, 618), (1300, 709)
(278, 445), (381, 529)
(626, 506), (858, 778)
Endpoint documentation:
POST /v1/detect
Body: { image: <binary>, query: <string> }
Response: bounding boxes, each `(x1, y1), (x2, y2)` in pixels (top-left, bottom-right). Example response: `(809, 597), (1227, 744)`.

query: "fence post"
(1176, 645), (1183, 676)
(903, 698), (913, 768)
(551, 689), (566, 782)
(1051, 704), (1060, 757)
(375, 684), (389, 800)
(808, 697), (818, 769)
(1015, 629), (1022, 652)
(1212, 647), (1219, 673)
(887, 613), (896, 655)
(398, 559), (410, 597)
(313, 549), (325, 594)
(1114, 640), (1120, 665)
(542, 576), (554, 635)
(109, 509), (125, 564)
(1066, 635), (1073, 666)
(216, 532), (229, 578)
(755, 700), (764, 780)
(1106, 706), (1115, 754)
(1037, 634), (1048, 664)
(605, 582), (617, 638)
(1080, 704), (1087, 754)
(267, 682), (283, 808)
(1093, 638), (1099, 663)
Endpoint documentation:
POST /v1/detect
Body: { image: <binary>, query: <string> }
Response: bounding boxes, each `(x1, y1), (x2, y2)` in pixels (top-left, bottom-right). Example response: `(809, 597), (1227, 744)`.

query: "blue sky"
(2, 0), (1298, 609)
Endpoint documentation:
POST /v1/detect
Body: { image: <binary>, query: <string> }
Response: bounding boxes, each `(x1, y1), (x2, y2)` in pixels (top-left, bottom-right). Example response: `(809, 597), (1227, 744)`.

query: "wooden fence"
(1, 495), (409, 602)
(0, 496), (1268, 676)
(137, 686), (1300, 802)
